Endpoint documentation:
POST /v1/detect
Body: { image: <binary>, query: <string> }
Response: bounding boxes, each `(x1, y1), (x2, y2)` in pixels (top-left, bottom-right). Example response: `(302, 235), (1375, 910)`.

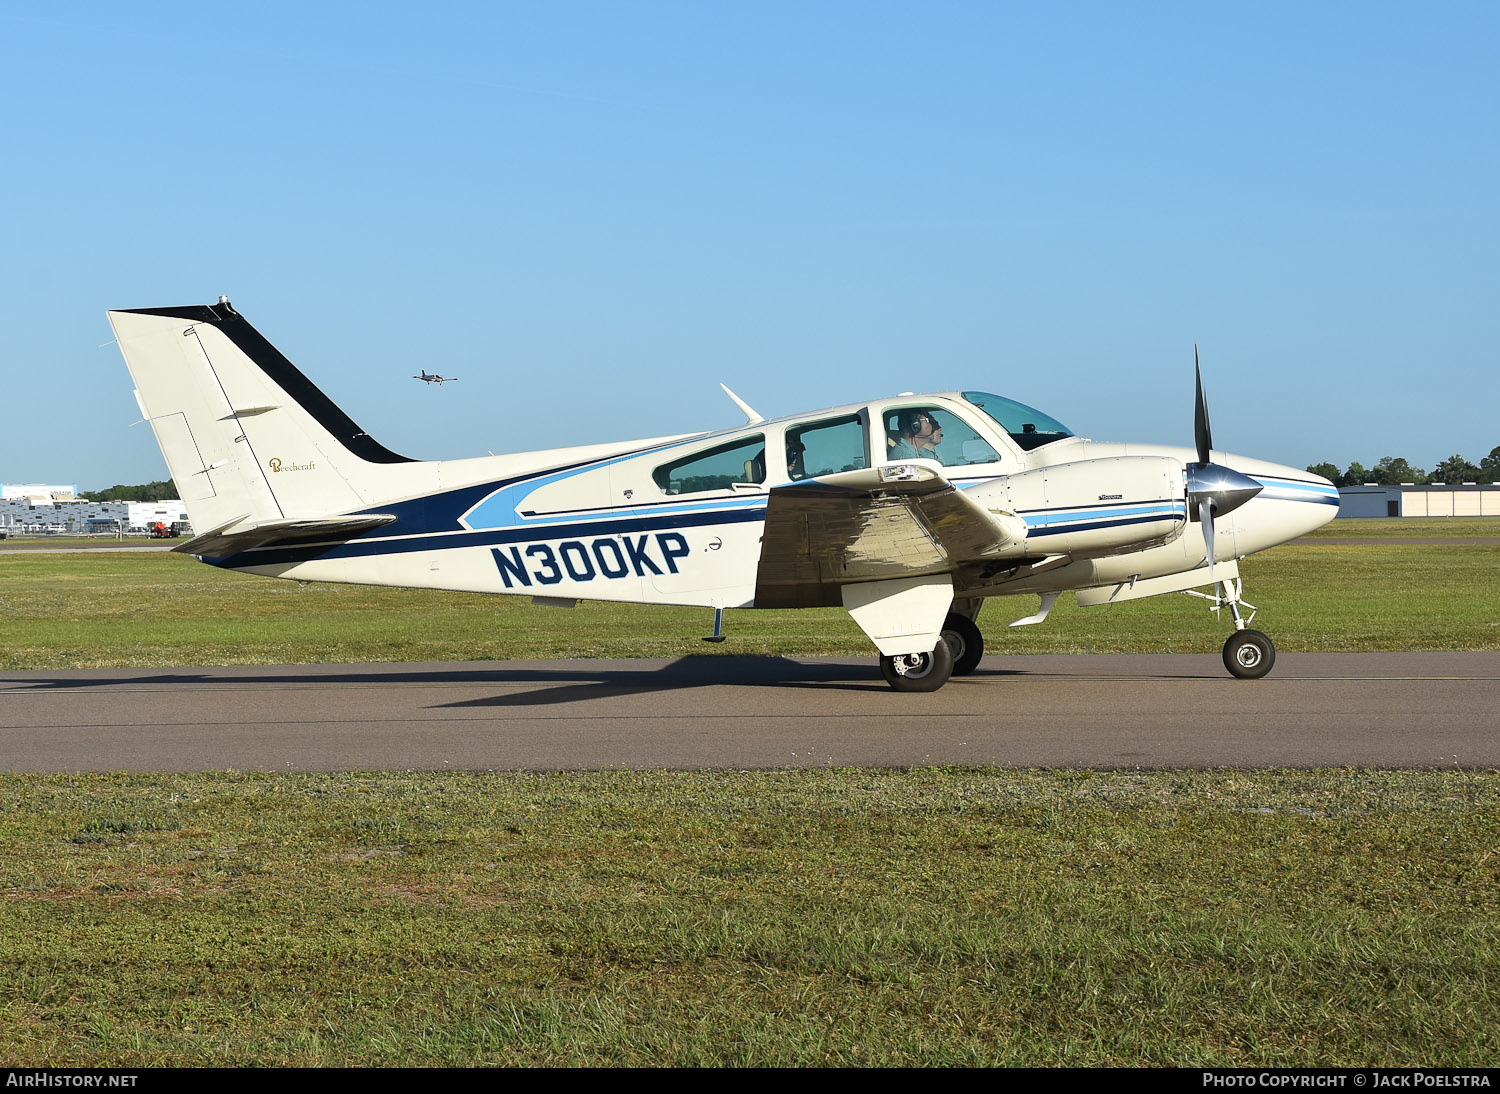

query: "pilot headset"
(901, 410), (937, 438)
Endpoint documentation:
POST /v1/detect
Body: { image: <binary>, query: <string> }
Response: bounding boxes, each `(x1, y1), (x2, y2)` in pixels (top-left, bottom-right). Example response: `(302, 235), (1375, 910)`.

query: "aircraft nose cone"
(1296, 466), (1341, 531)
(1253, 462), (1341, 539)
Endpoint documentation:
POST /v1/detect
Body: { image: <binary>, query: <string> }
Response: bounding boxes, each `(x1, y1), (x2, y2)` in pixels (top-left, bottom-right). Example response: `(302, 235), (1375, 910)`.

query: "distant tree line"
(1307, 448), (1500, 487)
(80, 480), (176, 502)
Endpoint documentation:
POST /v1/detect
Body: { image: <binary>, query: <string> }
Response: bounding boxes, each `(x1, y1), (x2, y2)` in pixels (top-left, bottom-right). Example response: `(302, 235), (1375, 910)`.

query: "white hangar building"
(1338, 484), (1500, 518)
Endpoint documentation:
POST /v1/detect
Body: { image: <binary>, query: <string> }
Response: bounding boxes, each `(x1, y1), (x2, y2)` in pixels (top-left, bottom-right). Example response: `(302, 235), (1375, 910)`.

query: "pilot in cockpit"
(888, 411), (943, 460)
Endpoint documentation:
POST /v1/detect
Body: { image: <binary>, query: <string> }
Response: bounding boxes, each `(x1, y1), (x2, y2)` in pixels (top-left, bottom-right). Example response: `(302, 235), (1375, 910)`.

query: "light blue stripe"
(505, 495), (769, 528)
(1258, 478), (1339, 496)
(1252, 477), (1340, 505)
(1022, 503), (1185, 527)
(460, 453), (642, 531)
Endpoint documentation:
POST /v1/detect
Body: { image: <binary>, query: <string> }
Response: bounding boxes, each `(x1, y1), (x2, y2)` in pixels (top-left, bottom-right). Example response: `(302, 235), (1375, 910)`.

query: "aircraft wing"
(174, 514), (397, 558)
(753, 464), (1027, 608)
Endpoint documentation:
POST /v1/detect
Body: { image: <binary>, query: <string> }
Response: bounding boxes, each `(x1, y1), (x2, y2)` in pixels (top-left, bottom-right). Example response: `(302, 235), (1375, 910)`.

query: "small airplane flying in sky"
(108, 298), (1338, 692)
(413, 370), (456, 384)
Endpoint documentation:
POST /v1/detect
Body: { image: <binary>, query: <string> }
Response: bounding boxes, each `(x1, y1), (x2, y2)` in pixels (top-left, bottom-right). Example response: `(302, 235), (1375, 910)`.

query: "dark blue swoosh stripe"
(208, 506), (768, 567)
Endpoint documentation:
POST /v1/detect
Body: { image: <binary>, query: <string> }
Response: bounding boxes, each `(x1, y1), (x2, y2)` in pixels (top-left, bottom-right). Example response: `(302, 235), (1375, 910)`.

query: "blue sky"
(2, 1), (1496, 488)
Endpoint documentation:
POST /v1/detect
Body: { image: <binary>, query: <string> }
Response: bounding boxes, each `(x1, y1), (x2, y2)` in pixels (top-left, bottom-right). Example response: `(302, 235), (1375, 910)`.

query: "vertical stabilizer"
(108, 299), (413, 535)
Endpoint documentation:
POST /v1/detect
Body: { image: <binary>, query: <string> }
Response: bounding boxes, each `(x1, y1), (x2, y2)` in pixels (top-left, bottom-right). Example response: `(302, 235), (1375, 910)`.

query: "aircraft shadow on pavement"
(427, 658), (1067, 709)
(431, 657), (967, 708)
(0, 658), (1241, 705)
(0, 656), (1026, 703)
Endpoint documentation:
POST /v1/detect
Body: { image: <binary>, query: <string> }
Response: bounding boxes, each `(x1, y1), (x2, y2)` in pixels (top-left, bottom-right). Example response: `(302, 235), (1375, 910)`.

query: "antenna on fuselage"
(719, 383), (764, 425)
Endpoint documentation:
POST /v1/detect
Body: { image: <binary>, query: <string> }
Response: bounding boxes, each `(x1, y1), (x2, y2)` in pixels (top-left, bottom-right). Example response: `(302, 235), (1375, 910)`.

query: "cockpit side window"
(786, 415), (866, 480)
(652, 434), (766, 495)
(881, 405), (1001, 467)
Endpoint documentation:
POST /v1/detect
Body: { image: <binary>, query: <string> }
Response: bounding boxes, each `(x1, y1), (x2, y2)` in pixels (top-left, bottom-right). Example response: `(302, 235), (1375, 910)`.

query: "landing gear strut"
(1186, 575), (1277, 680)
(879, 639), (953, 693)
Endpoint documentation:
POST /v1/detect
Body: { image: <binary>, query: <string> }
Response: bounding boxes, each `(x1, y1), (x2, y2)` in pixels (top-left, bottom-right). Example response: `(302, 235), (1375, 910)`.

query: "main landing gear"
(880, 611), (985, 692)
(1187, 575), (1276, 680)
(880, 639), (954, 693)
(940, 612), (985, 676)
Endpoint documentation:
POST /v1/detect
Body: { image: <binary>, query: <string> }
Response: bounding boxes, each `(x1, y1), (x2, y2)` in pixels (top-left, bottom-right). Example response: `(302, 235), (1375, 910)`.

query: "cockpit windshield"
(961, 391), (1074, 452)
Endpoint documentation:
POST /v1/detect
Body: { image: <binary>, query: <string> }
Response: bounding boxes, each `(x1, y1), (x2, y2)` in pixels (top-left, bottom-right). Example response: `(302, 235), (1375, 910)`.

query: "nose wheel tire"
(880, 639), (954, 692)
(941, 613), (985, 676)
(1222, 629), (1275, 680)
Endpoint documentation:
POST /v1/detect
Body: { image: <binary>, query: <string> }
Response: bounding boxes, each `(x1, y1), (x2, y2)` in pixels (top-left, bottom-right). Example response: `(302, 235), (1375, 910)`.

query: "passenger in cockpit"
(786, 439), (807, 480)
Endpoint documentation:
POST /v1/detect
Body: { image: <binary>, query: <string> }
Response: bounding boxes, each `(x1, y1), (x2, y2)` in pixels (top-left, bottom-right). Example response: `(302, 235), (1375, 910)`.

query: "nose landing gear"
(1185, 575), (1277, 680)
(1222, 628), (1275, 679)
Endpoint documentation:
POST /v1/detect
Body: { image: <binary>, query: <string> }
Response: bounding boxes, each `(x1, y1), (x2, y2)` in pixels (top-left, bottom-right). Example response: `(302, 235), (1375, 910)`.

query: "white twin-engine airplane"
(108, 297), (1339, 692)
(413, 370), (457, 385)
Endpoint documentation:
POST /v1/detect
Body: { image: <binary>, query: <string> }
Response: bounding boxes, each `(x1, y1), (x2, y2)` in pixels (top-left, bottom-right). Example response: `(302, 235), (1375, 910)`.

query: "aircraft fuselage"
(213, 395), (1336, 613)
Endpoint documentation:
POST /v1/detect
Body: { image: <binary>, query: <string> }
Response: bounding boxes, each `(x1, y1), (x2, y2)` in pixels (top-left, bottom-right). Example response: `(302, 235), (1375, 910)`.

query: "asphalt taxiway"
(2, 652), (1496, 771)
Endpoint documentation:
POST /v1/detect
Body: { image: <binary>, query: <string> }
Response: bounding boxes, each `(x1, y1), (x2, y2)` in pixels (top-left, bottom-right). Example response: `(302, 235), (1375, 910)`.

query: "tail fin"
(108, 299), (413, 538)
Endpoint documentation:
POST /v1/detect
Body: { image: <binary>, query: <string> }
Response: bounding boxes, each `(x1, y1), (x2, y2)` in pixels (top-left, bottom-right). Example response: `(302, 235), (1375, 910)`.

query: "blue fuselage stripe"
(1252, 476), (1341, 505)
(1019, 501), (1184, 526)
(209, 506), (767, 567)
(1026, 512), (1181, 538)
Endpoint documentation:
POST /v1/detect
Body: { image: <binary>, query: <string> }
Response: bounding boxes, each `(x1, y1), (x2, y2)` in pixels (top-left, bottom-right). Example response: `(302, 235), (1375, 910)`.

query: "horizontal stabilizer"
(175, 514), (397, 558)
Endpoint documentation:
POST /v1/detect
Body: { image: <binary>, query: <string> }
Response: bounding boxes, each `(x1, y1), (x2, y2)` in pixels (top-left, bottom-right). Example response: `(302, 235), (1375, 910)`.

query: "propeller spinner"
(1185, 347), (1263, 573)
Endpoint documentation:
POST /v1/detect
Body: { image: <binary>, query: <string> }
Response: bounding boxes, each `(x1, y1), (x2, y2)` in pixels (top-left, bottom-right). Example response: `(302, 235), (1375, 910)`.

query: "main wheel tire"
(1222, 629), (1275, 680)
(880, 639), (954, 693)
(941, 613), (985, 676)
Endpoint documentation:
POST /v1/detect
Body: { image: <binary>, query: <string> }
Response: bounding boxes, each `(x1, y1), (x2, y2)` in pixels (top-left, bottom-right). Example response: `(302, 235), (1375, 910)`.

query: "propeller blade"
(1193, 345), (1212, 466)
(1200, 496), (1216, 577)
(1185, 352), (1259, 581)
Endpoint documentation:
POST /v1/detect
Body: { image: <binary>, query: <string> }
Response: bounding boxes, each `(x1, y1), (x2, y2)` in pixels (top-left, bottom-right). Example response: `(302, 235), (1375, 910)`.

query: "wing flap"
(754, 464), (1026, 607)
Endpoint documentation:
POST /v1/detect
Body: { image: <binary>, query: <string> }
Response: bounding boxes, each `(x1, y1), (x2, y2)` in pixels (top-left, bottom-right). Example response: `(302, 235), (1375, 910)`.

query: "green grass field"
(1303, 517), (1500, 538)
(2, 519), (1497, 1066)
(2, 769), (1496, 1066)
(3, 519), (1498, 670)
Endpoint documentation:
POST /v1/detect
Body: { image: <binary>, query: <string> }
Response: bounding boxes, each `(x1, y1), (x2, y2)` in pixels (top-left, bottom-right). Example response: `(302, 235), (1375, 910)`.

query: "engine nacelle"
(963, 456), (1187, 559)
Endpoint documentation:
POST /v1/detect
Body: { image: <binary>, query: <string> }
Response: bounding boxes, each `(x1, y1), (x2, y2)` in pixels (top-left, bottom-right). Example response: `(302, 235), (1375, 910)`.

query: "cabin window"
(881, 405), (1001, 467)
(653, 435), (766, 495)
(786, 415), (865, 480)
